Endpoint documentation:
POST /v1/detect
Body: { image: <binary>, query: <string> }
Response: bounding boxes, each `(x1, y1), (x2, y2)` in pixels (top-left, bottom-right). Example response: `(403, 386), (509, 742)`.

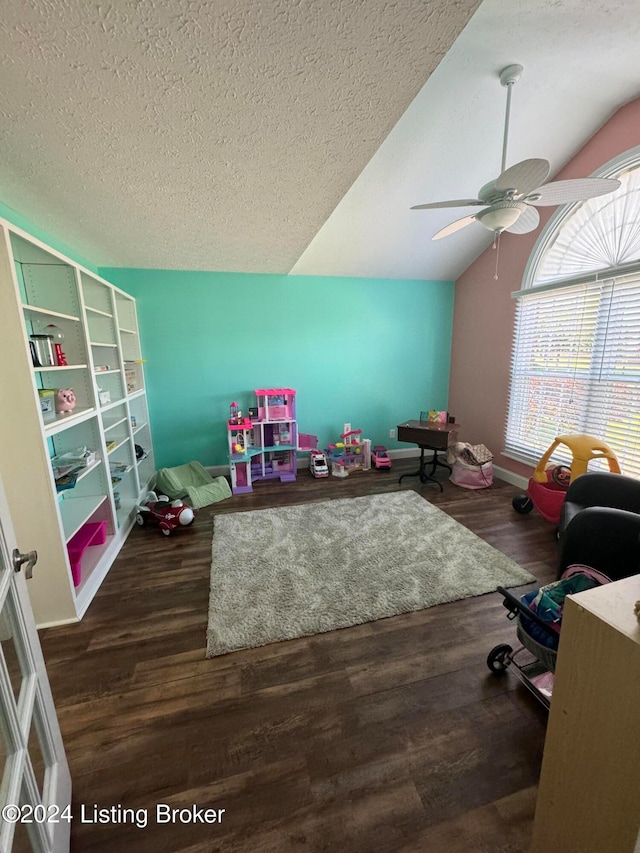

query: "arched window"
(505, 150), (640, 477)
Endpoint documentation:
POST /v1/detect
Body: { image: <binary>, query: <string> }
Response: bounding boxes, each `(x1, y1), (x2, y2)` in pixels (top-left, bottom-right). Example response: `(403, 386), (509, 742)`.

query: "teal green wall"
(100, 269), (455, 469)
(0, 201), (98, 272)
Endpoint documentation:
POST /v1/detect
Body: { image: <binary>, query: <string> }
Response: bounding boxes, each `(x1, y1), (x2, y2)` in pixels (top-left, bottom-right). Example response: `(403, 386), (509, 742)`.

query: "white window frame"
(505, 147), (640, 473)
(522, 145), (640, 291)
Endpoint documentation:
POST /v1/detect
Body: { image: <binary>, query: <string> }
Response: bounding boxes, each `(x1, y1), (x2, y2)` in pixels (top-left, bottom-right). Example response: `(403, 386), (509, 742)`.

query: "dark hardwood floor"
(39, 461), (559, 852)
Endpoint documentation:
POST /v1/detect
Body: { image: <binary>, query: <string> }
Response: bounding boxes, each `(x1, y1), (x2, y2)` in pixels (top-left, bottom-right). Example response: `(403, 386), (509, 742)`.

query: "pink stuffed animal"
(55, 388), (77, 413)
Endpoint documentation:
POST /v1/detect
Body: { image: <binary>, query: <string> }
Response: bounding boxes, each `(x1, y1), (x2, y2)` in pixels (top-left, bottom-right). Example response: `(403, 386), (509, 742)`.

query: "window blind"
(505, 273), (640, 477)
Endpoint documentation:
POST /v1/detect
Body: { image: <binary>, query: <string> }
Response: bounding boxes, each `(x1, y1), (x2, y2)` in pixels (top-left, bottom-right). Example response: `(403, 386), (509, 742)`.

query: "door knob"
(12, 549), (38, 580)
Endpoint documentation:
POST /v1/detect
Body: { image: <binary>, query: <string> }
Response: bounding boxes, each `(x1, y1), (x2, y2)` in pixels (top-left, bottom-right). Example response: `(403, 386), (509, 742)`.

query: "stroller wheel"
(512, 494), (534, 514)
(487, 644), (513, 674)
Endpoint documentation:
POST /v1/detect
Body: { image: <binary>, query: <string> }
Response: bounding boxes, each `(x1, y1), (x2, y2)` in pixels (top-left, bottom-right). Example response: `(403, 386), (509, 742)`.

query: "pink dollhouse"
(227, 389), (316, 494)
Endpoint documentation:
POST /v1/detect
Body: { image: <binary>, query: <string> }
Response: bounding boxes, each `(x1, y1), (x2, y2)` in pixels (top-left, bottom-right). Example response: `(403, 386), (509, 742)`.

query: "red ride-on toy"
(512, 434), (621, 524)
(135, 491), (195, 536)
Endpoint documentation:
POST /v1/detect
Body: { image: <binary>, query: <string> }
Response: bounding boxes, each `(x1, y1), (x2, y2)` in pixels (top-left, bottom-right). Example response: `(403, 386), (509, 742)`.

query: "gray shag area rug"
(206, 490), (535, 657)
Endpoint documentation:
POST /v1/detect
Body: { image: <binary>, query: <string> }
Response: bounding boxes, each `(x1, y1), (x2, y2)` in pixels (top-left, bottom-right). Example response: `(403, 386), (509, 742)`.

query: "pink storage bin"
(67, 521), (107, 586)
(450, 460), (493, 490)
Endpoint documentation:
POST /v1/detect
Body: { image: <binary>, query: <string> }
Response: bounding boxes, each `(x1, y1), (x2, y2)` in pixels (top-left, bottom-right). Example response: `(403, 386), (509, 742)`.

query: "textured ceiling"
(0, 0), (480, 273)
(292, 0), (640, 281)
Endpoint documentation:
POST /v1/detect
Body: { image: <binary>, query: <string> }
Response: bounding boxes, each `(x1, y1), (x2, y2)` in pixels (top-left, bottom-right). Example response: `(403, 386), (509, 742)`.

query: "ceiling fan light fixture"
(411, 63), (621, 244)
(476, 203), (523, 232)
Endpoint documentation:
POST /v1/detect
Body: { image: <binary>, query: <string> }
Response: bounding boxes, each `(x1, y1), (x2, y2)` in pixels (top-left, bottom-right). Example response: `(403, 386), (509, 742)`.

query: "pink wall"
(448, 96), (640, 480)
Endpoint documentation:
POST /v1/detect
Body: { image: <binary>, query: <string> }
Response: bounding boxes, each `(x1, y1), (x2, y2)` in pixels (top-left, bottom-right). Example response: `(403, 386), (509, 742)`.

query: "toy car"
(135, 491), (195, 536)
(371, 445), (392, 469)
(309, 449), (329, 477)
(512, 434), (620, 524)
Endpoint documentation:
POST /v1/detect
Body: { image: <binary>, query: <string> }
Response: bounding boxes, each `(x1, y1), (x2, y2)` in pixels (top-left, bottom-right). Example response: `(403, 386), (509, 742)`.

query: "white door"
(0, 473), (71, 852)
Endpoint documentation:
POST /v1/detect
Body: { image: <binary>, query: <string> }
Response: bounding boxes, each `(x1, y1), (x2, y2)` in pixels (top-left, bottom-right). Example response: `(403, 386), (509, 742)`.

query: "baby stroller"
(487, 565), (610, 708)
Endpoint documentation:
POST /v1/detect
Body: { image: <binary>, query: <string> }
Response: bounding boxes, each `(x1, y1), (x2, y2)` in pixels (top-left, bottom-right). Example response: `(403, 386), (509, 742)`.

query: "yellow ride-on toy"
(512, 434), (620, 524)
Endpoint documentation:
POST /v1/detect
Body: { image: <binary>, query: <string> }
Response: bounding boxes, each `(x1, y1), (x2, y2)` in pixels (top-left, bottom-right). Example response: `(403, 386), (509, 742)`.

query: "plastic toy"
(67, 521), (107, 586)
(371, 445), (392, 469)
(331, 459), (349, 478)
(227, 389), (319, 494)
(325, 425), (371, 476)
(309, 449), (329, 478)
(55, 388), (76, 413)
(135, 491), (195, 536)
(512, 434), (621, 524)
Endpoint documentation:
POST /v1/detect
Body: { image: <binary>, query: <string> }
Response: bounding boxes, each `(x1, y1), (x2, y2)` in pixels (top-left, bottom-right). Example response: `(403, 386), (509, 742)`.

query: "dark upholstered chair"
(557, 472), (640, 580)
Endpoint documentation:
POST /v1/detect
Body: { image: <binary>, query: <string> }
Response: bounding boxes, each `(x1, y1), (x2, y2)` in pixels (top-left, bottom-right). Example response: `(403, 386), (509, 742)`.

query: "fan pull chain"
(493, 232), (501, 280)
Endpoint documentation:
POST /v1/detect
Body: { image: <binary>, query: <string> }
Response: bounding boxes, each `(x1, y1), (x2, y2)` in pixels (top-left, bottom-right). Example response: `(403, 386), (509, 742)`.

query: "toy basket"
(516, 619), (557, 672)
(450, 459), (493, 490)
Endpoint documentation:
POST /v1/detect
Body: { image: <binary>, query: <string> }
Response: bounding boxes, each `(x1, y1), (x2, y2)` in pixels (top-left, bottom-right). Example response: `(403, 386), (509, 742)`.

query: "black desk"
(397, 420), (459, 491)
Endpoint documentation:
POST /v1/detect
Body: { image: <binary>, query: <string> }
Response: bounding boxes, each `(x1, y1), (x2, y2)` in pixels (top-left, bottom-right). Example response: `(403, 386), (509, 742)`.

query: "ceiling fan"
(411, 64), (621, 241)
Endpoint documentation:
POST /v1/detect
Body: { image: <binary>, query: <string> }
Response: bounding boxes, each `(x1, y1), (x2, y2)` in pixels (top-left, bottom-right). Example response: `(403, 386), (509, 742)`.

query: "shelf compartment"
(122, 360), (143, 393)
(96, 368), (126, 408)
(136, 454), (155, 489)
(22, 304), (80, 322)
(127, 389), (146, 401)
(132, 422), (148, 435)
(107, 437), (130, 455)
(110, 463), (134, 478)
(26, 308), (89, 371)
(60, 494), (108, 542)
(13, 244), (81, 317)
(81, 273), (113, 316)
(74, 458), (102, 483)
(116, 496), (137, 518)
(54, 458), (103, 491)
(44, 407), (96, 437)
(93, 368), (120, 375)
(135, 448), (150, 466)
(86, 323), (117, 348)
(100, 397), (127, 413)
(103, 417), (127, 433)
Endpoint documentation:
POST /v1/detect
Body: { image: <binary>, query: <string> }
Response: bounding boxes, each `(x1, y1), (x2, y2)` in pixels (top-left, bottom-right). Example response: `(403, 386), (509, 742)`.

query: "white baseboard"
(389, 453), (530, 488)
(209, 455), (530, 490)
(388, 447), (421, 459)
(492, 465), (528, 490)
(206, 447), (422, 480)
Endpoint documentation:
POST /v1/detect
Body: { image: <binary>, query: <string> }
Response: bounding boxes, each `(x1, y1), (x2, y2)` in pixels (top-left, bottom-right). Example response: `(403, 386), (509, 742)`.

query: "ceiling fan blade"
(432, 214), (478, 241)
(505, 205), (540, 234)
(411, 199), (484, 210)
(495, 158), (551, 195)
(526, 177), (622, 206)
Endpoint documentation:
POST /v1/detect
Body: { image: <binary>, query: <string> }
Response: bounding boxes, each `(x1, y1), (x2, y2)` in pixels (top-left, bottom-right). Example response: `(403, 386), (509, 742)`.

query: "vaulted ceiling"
(1, 0), (640, 280)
